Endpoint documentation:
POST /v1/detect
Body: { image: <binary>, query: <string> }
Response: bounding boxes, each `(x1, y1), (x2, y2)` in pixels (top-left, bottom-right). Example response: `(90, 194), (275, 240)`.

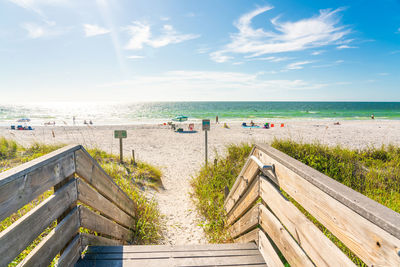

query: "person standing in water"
(371, 114), (375, 119)
(216, 115), (219, 124)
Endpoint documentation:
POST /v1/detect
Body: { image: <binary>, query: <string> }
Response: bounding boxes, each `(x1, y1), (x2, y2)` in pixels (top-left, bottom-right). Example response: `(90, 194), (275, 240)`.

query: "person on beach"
(216, 115), (219, 124)
(371, 114), (375, 119)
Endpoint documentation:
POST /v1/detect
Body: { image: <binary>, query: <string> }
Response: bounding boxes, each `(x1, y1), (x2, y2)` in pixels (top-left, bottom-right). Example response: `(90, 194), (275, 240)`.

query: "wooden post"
(224, 186), (230, 199)
(205, 130), (208, 166)
(114, 130), (127, 164)
(131, 150), (135, 165)
(119, 138), (123, 163)
(202, 119), (210, 167)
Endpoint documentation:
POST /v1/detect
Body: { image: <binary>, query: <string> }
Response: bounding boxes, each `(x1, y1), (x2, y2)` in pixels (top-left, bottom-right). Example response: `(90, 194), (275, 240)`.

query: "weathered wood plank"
(77, 178), (134, 229)
(0, 145), (78, 222)
(226, 175), (260, 226)
(234, 228), (260, 244)
(77, 255), (266, 267)
(79, 205), (132, 242)
(0, 179), (77, 267)
(80, 233), (124, 247)
(85, 243), (258, 253)
(83, 249), (262, 260)
(256, 144), (400, 240)
(256, 144), (400, 266)
(259, 205), (314, 266)
(260, 176), (355, 266)
(57, 234), (81, 267)
(75, 149), (136, 217)
(224, 150), (260, 214)
(17, 207), (80, 267)
(229, 203), (260, 239)
(258, 230), (284, 267)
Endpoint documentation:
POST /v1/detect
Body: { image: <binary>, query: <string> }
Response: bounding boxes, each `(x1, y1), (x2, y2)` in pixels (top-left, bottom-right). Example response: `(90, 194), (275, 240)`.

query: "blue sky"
(0, 0), (399, 102)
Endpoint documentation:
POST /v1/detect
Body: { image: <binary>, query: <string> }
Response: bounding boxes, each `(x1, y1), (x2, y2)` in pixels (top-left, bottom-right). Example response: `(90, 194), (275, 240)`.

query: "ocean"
(0, 102), (399, 126)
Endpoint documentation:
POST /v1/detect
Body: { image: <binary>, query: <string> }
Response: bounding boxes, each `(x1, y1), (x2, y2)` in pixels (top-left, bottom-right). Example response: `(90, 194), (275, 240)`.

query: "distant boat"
(172, 115), (188, 122)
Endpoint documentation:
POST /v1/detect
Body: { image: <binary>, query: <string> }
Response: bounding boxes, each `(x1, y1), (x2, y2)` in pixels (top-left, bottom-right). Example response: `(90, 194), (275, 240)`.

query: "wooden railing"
(0, 145), (137, 266)
(225, 144), (400, 266)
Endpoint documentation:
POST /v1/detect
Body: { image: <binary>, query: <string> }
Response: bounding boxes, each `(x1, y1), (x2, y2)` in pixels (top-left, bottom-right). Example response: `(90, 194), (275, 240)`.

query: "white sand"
(2, 119), (400, 244)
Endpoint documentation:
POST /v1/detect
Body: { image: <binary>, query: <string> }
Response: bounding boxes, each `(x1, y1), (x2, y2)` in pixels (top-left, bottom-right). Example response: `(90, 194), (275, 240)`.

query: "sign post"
(114, 130), (127, 163)
(202, 119), (210, 166)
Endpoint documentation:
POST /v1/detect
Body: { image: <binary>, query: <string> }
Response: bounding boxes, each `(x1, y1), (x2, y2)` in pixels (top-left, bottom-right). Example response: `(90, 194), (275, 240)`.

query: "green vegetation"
(271, 139), (400, 213)
(191, 143), (252, 242)
(0, 139), (163, 266)
(192, 140), (400, 266)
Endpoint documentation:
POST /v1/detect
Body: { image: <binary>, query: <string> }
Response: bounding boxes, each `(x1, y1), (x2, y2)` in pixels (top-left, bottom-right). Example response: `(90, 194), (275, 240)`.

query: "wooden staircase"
(1, 144), (399, 266)
(76, 243), (266, 267)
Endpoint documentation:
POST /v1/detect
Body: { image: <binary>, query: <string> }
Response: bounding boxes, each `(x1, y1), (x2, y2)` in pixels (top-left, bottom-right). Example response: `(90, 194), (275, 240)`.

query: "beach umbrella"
(172, 115), (188, 122)
(17, 118), (30, 122)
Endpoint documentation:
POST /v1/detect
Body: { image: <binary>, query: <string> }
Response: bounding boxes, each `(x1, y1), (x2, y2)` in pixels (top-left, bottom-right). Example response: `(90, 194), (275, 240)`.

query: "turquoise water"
(0, 102), (399, 125)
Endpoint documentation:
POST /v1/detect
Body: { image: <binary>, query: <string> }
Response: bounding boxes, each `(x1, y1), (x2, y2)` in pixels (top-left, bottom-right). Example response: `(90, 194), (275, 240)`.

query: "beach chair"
(10, 125), (15, 130)
(188, 123), (194, 131)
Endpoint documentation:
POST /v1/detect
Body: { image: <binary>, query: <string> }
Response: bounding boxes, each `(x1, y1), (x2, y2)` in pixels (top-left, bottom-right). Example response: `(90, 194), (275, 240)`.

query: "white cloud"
(127, 55), (144, 59)
(99, 70), (326, 101)
(337, 45), (357, 49)
(311, 50), (325, 55)
(210, 51), (233, 63)
(312, 59), (344, 68)
(247, 56), (291, 62)
(83, 24), (110, 37)
(21, 22), (45, 38)
(285, 61), (313, 70)
(21, 21), (64, 38)
(185, 12), (196, 18)
(160, 17), (170, 21)
(210, 6), (351, 62)
(378, 72), (389, 76)
(124, 22), (200, 50)
(196, 47), (210, 54)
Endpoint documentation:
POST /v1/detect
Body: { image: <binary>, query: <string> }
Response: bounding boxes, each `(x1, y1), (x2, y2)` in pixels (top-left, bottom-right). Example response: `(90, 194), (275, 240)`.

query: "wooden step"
(76, 243), (267, 266)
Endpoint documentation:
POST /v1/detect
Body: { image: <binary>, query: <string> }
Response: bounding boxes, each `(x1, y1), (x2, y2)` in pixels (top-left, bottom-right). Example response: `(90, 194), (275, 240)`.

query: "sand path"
(2, 120), (400, 244)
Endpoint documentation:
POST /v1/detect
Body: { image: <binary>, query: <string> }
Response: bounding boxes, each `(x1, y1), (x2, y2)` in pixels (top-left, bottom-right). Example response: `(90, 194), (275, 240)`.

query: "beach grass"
(192, 140), (400, 266)
(0, 139), (163, 266)
(191, 143), (252, 243)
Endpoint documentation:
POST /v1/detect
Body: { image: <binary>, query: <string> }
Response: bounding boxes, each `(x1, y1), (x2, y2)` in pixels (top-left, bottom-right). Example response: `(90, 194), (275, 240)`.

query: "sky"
(0, 0), (399, 102)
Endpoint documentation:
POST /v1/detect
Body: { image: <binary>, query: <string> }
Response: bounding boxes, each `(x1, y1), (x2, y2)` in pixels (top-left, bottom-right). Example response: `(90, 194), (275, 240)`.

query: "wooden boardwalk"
(1, 144), (400, 266)
(75, 243), (267, 267)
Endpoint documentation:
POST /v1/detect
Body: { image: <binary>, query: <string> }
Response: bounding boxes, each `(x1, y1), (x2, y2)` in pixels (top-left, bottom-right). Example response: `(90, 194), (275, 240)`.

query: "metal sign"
(202, 119), (210, 131)
(114, 130), (127, 139)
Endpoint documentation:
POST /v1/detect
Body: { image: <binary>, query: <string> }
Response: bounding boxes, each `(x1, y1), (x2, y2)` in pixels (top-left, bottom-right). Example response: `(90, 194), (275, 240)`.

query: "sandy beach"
(1, 119), (400, 245)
